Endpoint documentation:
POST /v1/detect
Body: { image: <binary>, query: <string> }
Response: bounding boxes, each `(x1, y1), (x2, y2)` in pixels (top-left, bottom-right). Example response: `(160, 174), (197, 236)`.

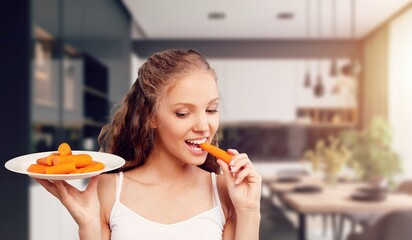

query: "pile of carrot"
(27, 143), (105, 174)
(199, 142), (233, 164)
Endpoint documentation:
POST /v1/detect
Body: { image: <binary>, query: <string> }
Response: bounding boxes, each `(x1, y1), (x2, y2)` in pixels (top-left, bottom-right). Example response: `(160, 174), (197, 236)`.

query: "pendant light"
(341, 0), (360, 77)
(304, 0), (311, 88)
(331, 0), (340, 95)
(329, 0), (338, 77)
(313, 0), (324, 97)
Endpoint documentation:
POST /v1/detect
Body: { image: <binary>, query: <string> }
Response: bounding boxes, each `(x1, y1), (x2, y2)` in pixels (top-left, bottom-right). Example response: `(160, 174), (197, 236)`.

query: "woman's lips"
(185, 138), (207, 155)
(185, 141), (202, 151)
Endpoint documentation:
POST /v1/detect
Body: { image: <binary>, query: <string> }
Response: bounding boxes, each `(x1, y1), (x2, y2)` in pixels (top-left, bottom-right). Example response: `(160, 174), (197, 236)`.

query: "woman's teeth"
(185, 139), (207, 151)
(186, 139), (207, 145)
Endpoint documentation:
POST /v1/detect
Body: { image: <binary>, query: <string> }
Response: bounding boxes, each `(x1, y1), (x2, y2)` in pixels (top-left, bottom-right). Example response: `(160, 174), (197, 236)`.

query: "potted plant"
(303, 135), (351, 185)
(339, 117), (402, 187)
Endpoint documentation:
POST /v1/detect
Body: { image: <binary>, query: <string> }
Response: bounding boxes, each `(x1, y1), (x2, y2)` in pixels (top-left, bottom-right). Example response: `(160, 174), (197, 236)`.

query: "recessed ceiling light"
(208, 12), (226, 20)
(277, 12), (294, 20)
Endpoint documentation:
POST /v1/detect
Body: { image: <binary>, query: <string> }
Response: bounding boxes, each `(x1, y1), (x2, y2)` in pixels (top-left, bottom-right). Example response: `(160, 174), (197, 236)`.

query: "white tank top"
(109, 172), (226, 240)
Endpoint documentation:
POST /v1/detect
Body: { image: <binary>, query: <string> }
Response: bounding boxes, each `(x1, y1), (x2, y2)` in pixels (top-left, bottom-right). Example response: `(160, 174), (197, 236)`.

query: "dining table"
(268, 176), (412, 240)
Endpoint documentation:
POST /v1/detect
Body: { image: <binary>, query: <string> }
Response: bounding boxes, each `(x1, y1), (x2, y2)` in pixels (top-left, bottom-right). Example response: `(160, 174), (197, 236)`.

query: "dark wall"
(0, 0), (131, 239)
(0, 1), (31, 239)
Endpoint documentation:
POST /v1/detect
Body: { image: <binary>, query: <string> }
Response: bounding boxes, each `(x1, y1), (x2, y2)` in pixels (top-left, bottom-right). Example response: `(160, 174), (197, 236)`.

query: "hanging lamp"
(304, 0), (311, 88)
(341, 0), (361, 77)
(329, 0), (338, 77)
(313, 0), (324, 97)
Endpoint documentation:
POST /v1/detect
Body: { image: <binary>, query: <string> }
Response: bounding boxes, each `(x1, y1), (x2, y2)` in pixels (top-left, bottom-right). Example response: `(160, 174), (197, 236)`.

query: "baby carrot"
(70, 161), (105, 174)
(199, 142), (233, 164)
(45, 161), (76, 174)
(52, 154), (93, 168)
(36, 153), (57, 166)
(27, 164), (47, 174)
(58, 142), (72, 156)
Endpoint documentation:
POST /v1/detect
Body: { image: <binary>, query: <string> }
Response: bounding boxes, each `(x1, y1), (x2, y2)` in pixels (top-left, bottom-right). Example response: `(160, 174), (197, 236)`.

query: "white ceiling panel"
(123, 0), (412, 40)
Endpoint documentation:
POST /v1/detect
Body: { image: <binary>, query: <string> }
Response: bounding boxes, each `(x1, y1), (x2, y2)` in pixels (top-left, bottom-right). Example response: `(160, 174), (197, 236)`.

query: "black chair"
(342, 180), (412, 235)
(346, 210), (412, 240)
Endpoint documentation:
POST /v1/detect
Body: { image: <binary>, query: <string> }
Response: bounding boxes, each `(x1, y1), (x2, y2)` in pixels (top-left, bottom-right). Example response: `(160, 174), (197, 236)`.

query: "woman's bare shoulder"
(98, 173), (117, 191)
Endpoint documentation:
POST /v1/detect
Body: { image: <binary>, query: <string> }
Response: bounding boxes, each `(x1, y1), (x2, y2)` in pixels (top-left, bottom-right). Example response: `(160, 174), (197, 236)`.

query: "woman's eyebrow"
(172, 97), (220, 107)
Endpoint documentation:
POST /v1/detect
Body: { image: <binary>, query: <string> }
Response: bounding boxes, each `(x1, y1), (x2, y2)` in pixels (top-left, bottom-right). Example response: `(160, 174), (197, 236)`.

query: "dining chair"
(346, 210), (412, 240)
(338, 179), (412, 239)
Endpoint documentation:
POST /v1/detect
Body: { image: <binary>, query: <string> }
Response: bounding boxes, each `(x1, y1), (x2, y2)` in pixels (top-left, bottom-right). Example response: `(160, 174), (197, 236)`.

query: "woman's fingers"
(235, 166), (261, 185)
(227, 148), (239, 156)
(33, 175), (101, 227)
(218, 149), (258, 185)
(230, 155), (252, 173)
(54, 180), (71, 204)
(217, 159), (236, 187)
(33, 177), (94, 205)
(34, 178), (61, 199)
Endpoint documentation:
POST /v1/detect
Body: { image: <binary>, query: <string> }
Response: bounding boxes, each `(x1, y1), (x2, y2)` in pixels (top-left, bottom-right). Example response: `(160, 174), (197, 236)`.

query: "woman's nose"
(193, 114), (208, 132)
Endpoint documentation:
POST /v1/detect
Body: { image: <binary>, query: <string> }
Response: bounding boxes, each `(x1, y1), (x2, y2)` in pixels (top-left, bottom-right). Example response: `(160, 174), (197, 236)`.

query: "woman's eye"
(176, 112), (189, 118)
(206, 109), (218, 113)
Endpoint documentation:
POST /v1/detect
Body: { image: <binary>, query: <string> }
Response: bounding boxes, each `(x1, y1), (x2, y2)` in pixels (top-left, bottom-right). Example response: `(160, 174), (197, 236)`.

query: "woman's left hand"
(217, 149), (262, 212)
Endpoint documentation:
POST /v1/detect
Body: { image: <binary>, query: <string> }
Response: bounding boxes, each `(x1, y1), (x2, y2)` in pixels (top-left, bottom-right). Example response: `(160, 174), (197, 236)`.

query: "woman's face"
(153, 70), (220, 166)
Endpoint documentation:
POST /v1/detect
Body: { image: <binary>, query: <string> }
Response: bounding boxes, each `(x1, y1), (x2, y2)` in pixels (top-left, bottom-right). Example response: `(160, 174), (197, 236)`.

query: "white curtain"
(388, 7), (412, 178)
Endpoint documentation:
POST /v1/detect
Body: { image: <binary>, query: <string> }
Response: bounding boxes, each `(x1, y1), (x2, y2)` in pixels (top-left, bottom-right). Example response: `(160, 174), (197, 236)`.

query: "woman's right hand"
(34, 175), (100, 227)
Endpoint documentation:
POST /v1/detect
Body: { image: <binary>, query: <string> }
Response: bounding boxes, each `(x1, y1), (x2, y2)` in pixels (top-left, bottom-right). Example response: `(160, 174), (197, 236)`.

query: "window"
(389, 7), (412, 178)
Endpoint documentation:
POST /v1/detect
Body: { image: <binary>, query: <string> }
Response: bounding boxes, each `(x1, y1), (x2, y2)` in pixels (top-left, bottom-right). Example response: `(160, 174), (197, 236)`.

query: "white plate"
(4, 151), (125, 180)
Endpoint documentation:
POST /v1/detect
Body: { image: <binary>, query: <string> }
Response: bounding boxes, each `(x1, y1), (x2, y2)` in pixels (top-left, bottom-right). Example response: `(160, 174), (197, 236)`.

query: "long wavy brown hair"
(98, 49), (220, 173)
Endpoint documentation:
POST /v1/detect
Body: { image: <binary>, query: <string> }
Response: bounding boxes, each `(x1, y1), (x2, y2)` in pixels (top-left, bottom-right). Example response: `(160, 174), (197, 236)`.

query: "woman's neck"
(130, 149), (198, 187)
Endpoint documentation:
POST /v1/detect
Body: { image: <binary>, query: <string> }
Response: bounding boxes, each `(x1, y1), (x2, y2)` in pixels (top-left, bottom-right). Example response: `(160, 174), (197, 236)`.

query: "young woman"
(35, 49), (262, 240)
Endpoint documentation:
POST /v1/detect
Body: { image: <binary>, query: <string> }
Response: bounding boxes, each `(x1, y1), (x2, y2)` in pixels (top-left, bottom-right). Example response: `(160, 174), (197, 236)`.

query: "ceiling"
(122, 0), (411, 40)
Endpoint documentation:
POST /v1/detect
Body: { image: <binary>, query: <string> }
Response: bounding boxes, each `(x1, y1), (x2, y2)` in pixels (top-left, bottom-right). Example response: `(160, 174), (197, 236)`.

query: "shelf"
(84, 118), (106, 128)
(220, 121), (356, 128)
(83, 86), (108, 99)
(34, 99), (57, 108)
(34, 26), (54, 41)
(296, 107), (358, 126)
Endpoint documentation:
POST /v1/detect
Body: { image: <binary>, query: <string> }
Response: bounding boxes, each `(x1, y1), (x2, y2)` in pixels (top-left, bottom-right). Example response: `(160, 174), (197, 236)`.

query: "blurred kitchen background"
(1, 0), (412, 239)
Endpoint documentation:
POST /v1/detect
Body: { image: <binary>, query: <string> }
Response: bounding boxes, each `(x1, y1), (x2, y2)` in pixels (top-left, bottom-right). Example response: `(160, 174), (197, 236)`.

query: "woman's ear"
(149, 116), (158, 128)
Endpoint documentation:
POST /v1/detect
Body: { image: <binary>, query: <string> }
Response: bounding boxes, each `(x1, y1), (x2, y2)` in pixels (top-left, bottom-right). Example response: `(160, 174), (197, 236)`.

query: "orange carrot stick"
(70, 161), (105, 174)
(45, 161), (76, 174)
(199, 142), (233, 164)
(52, 154), (93, 168)
(58, 142), (72, 156)
(36, 153), (57, 166)
(27, 164), (48, 174)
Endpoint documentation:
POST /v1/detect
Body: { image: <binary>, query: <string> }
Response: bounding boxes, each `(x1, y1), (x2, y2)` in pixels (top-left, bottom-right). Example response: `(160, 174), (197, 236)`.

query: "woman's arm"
(221, 210), (261, 240)
(217, 149), (262, 240)
(97, 174), (116, 240)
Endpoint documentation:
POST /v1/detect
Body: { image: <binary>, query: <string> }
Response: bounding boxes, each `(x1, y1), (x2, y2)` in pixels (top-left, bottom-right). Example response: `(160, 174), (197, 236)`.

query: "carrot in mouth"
(199, 142), (232, 164)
